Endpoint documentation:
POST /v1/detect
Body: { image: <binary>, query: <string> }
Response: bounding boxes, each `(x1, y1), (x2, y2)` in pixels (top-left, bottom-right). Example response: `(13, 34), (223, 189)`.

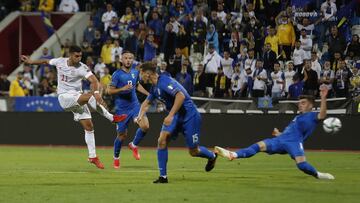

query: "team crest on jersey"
(167, 84), (174, 90)
(131, 73), (135, 79)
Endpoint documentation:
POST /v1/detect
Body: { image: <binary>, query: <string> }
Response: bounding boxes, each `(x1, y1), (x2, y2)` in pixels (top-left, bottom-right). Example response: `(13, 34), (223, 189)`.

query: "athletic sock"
(84, 130), (96, 158)
(196, 146), (216, 159)
(88, 96), (113, 121)
(132, 128), (147, 146)
(113, 137), (122, 158)
(235, 143), (260, 158)
(297, 162), (318, 177)
(157, 148), (168, 177)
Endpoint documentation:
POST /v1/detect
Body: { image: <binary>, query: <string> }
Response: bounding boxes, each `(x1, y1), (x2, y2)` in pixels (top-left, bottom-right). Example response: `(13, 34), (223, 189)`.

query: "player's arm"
(272, 128), (281, 136)
(87, 74), (105, 105)
(318, 85), (328, 120)
(107, 84), (133, 94)
(136, 83), (149, 96)
(21, 55), (50, 65)
(163, 91), (185, 126)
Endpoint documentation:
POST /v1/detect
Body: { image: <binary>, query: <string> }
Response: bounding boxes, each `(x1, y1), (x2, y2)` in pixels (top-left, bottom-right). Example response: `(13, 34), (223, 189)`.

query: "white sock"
(231, 152), (238, 158)
(88, 96), (113, 121)
(85, 130), (96, 158)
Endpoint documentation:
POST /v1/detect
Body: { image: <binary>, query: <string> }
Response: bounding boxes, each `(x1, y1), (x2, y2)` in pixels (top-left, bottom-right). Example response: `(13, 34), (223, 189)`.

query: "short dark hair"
(299, 95), (315, 104)
(140, 62), (156, 73)
(69, 45), (82, 53)
(122, 50), (133, 55)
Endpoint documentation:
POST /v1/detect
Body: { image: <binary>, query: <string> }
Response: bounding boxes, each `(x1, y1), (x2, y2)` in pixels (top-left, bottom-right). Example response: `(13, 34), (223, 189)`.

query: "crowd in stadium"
(0, 0), (359, 102)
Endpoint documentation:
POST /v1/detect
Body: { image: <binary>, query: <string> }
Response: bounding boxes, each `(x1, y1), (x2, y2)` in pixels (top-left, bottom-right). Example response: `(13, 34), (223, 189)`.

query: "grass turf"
(0, 146), (359, 203)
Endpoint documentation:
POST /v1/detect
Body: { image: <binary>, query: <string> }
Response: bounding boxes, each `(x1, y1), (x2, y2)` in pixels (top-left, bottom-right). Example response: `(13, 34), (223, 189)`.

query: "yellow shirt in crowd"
(38, 0), (54, 12)
(264, 35), (280, 55)
(101, 44), (114, 64)
(9, 80), (26, 97)
(277, 23), (295, 46)
(100, 74), (112, 87)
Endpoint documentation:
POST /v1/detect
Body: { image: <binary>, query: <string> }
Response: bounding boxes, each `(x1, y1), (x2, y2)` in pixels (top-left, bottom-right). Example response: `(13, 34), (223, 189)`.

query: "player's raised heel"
(317, 172), (335, 180)
(205, 153), (217, 172)
(88, 157), (105, 169)
(153, 176), (168, 184)
(113, 158), (120, 169)
(112, 114), (128, 123)
(214, 146), (235, 161)
(128, 143), (141, 160)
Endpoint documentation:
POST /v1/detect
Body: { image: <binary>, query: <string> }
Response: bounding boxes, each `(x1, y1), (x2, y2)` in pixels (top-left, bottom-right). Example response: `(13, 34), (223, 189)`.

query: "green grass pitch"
(0, 146), (359, 203)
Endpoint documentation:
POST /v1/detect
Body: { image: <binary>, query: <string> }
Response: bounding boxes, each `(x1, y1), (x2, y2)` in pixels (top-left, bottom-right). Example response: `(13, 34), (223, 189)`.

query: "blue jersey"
(111, 68), (140, 110)
(147, 74), (197, 121)
(278, 112), (319, 143)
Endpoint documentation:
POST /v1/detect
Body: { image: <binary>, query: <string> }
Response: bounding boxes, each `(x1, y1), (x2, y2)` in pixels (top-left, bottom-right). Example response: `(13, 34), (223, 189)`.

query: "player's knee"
(157, 137), (167, 149)
(117, 132), (127, 140)
(189, 148), (199, 157)
(140, 123), (149, 131)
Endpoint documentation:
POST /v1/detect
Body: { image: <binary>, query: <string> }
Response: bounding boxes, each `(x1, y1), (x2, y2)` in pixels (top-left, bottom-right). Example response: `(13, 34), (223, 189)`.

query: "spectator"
(23, 65), (39, 96)
(100, 38), (114, 65)
(252, 60), (267, 97)
(81, 40), (93, 62)
(244, 16), (264, 58)
(296, 17), (316, 37)
(192, 12), (207, 54)
(311, 52), (322, 79)
(331, 51), (342, 72)
(162, 23), (177, 64)
(37, 47), (53, 80)
(327, 26), (346, 57)
(276, 15), (295, 60)
(350, 63), (360, 97)
(58, 0), (79, 13)
(319, 60), (335, 98)
(91, 29), (104, 56)
(94, 57), (106, 79)
(319, 0), (337, 49)
(143, 34), (158, 62)
(288, 74), (303, 99)
(228, 31), (241, 59)
(300, 29), (312, 60)
(175, 63), (193, 95)
(124, 28), (137, 54)
(38, 78), (56, 96)
(9, 72), (27, 97)
(302, 59), (319, 96)
(120, 7), (133, 25)
(206, 24), (220, 54)
(334, 60), (352, 97)
(221, 50), (234, 81)
(148, 12), (163, 38)
(102, 3), (117, 31)
(193, 63), (207, 97)
(214, 67), (230, 98)
(60, 38), (72, 57)
(111, 40), (123, 62)
(100, 66), (112, 88)
(0, 73), (10, 96)
(20, 0), (32, 12)
(202, 43), (221, 92)
(108, 55), (121, 75)
(292, 40), (305, 74)
(270, 62), (285, 99)
(83, 21), (95, 46)
(231, 63), (247, 98)
(176, 25), (191, 57)
(38, 0), (54, 12)
(262, 43), (277, 72)
(159, 61), (171, 76)
(345, 34), (360, 59)
(284, 61), (296, 97)
(107, 17), (120, 39)
(244, 49), (257, 72)
(264, 26), (280, 56)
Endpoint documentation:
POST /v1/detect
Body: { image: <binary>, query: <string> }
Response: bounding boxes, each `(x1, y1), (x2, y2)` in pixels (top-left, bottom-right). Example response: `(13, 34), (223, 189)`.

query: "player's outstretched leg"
(113, 135), (124, 169)
(215, 143), (261, 160)
(87, 95), (127, 123)
(189, 146), (217, 172)
(295, 157), (335, 180)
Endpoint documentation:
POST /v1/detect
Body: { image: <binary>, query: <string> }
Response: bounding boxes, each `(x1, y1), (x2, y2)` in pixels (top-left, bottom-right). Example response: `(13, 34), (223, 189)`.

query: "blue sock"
(157, 148), (168, 177)
(235, 143), (260, 158)
(113, 137), (122, 158)
(196, 146), (216, 159)
(132, 128), (147, 146)
(297, 162), (318, 177)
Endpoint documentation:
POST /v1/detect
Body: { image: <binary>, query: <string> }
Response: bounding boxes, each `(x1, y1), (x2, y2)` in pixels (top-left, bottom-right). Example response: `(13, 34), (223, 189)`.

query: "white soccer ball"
(323, 117), (342, 134)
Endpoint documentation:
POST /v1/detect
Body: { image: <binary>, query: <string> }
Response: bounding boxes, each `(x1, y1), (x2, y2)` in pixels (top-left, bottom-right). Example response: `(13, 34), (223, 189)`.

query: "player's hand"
(134, 116), (142, 124)
(121, 84), (133, 91)
(163, 115), (174, 126)
(272, 128), (281, 136)
(20, 55), (31, 64)
(319, 84), (329, 98)
(94, 92), (106, 106)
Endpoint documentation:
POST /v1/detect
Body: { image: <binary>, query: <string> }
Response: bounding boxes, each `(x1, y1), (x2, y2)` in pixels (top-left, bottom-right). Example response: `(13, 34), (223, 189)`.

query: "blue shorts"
(116, 104), (141, 133)
(161, 112), (201, 149)
(263, 137), (305, 159)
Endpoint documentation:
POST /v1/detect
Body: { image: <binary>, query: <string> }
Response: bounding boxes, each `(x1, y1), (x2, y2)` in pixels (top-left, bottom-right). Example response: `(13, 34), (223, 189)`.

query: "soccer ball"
(323, 117), (342, 133)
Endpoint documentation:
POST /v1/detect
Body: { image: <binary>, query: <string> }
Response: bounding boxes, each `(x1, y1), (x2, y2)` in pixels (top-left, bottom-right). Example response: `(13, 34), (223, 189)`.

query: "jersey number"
(192, 134), (199, 144)
(61, 75), (68, 82)
(127, 80), (132, 85)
